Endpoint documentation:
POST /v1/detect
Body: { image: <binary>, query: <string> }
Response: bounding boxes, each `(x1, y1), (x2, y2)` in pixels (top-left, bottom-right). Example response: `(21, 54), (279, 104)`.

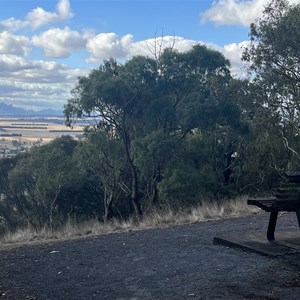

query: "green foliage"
(243, 0), (300, 125)
(74, 131), (129, 221)
(241, 0), (300, 189)
(64, 44), (234, 216)
(0, 137), (83, 231)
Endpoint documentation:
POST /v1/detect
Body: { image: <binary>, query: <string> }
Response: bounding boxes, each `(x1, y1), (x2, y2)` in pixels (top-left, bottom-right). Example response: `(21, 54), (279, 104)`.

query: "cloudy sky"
(0, 0), (299, 111)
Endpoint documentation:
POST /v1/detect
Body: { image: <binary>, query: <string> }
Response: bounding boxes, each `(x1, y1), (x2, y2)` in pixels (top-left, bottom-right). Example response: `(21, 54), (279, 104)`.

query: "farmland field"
(0, 116), (86, 157)
(0, 117), (84, 142)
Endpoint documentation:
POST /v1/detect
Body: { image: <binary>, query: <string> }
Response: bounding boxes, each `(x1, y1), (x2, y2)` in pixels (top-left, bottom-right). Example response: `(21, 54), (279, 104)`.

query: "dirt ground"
(1, 213), (300, 300)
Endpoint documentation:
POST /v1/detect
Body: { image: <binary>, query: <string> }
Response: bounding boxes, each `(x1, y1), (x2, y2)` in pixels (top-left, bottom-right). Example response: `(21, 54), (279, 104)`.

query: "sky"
(0, 0), (299, 111)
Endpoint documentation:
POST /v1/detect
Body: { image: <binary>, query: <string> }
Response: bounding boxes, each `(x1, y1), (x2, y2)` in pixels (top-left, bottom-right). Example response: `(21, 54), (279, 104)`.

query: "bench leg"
(296, 209), (300, 228)
(267, 212), (278, 241)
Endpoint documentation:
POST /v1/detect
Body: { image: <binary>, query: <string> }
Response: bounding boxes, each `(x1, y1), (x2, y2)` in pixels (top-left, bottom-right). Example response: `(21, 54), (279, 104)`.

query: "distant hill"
(0, 102), (63, 117)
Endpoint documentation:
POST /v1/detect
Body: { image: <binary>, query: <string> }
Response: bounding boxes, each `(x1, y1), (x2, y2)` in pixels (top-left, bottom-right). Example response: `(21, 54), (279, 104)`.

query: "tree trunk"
(131, 165), (143, 218)
(123, 131), (143, 218)
(151, 182), (159, 207)
(104, 188), (113, 223)
(151, 163), (162, 208)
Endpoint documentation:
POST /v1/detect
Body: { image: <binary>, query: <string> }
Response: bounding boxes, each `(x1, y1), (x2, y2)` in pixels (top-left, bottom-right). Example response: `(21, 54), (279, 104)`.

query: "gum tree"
(65, 45), (240, 213)
(65, 57), (157, 218)
(242, 0), (300, 169)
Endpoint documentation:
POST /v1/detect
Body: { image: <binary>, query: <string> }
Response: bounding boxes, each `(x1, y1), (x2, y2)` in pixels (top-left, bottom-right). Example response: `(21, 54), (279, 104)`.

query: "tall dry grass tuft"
(140, 195), (259, 228)
(0, 196), (259, 246)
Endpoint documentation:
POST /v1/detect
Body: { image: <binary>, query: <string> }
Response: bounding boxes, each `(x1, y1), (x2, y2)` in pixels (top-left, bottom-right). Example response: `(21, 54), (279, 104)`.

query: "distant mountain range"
(0, 102), (63, 117)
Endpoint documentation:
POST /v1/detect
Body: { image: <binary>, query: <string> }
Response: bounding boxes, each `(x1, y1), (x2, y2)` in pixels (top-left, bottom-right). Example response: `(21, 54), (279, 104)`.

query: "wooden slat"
(248, 172), (300, 213)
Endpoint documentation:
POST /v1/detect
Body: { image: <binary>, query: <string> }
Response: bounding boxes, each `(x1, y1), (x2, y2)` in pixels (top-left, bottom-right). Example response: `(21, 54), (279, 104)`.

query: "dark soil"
(1, 212), (300, 300)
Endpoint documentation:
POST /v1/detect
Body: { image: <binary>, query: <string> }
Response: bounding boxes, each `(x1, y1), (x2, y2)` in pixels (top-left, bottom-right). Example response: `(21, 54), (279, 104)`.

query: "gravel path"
(1, 213), (300, 299)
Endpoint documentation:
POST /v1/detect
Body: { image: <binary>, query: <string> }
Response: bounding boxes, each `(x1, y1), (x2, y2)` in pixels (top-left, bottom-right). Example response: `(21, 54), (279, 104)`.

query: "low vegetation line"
(0, 197), (259, 247)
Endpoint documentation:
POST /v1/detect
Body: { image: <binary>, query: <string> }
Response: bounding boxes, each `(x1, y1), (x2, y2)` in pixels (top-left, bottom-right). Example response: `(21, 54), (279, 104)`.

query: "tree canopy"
(64, 45), (240, 218)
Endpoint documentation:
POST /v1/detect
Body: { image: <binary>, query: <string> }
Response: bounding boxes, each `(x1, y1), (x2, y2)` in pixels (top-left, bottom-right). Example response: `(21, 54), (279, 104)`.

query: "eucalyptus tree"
(65, 57), (159, 217)
(65, 45), (243, 212)
(155, 46), (246, 203)
(242, 0), (300, 170)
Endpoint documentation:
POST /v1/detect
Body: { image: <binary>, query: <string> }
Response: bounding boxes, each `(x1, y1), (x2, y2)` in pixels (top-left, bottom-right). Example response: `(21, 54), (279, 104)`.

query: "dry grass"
(0, 196), (259, 247)
(139, 196), (259, 228)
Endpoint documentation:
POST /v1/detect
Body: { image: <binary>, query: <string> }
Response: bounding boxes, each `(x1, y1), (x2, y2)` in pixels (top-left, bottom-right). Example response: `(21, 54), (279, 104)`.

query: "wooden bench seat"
(247, 172), (300, 241)
(248, 198), (300, 212)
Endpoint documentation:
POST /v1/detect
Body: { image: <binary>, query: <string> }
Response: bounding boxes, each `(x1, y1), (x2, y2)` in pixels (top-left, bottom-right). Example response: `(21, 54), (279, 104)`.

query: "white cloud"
(27, 0), (73, 30)
(201, 0), (300, 27)
(86, 33), (133, 63)
(86, 34), (197, 63)
(0, 0), (73, 32)
(0, 54), (35, 73)
(201, 0), (266, 27)
(56, 0), (73, 19)
(0, 80), (68, 110)
(220, 41), (250, 77)
(0, 18), (28, 32)
(0, 54), (80, 85)
(0, 55), (83, 84)
(32, 27), (86, 58)
(128, 36), (197, 58)
(0, 31), (31, 56)
(0, 54), (87, 110)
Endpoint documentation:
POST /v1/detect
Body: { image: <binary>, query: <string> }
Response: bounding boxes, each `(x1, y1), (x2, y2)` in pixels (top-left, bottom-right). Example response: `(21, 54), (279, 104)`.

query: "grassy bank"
(0, 197), (259, 246)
